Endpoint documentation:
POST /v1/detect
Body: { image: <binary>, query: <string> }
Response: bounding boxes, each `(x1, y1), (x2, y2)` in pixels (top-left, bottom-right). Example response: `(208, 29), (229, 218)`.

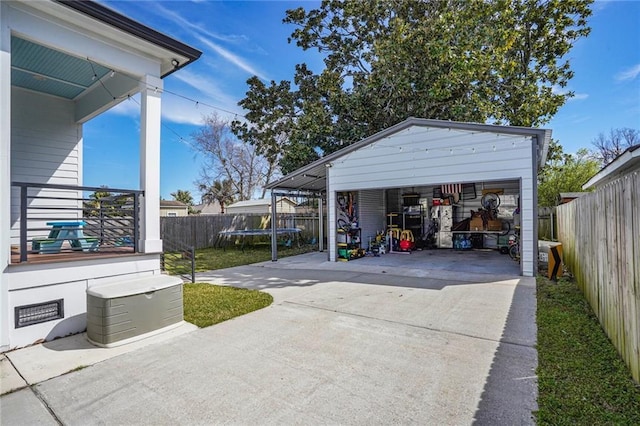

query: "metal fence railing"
(161, 238), (195, 283)
(11, 182), (143, 263)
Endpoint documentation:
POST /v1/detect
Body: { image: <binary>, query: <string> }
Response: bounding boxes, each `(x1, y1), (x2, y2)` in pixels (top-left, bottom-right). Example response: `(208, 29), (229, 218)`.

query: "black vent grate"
(15, 299), (64, 328)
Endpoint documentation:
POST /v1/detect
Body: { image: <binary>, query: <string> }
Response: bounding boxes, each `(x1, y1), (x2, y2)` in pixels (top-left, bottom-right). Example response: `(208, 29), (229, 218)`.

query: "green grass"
(536, 275), (640, 424)
(183, 283), (273, 328)
(164, 243), (315, 275)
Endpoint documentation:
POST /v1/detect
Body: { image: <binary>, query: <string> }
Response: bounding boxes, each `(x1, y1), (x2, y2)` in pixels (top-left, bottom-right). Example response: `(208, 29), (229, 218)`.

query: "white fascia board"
(583, 149), (640, 189)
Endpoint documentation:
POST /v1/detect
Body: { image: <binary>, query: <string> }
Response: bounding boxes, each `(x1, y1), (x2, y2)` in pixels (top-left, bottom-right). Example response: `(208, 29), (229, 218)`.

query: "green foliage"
(171, 189), (194, 206)
(233, 0), (593, 173)
(538, 141), (599, 206)
(183, 284), (273, 328)
(171, 189), (199, 214)
(83, 187), (130, 217)
(199, 179), (235, 214)
(536, 276), (640, 424)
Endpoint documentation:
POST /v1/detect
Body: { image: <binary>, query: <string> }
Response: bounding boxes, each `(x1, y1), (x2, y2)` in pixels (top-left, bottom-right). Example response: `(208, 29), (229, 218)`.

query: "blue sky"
(85, 0), (640, 201)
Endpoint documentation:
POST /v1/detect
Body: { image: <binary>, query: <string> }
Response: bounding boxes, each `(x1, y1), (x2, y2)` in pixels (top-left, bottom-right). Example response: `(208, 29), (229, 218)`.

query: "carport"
(267, 118), (551, 277)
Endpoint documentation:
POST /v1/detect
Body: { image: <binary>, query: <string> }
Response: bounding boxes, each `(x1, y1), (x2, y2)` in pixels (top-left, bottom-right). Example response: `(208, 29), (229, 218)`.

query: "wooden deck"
(10, 245), (139, 265)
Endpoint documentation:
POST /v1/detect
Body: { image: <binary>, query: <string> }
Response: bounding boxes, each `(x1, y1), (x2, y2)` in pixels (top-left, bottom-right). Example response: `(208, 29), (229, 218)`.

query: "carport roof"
(266, 117), (552, 192)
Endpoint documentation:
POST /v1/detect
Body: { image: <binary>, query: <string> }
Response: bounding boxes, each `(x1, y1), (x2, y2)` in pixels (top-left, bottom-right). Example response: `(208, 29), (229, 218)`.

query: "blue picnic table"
(32, 221), (99, 254)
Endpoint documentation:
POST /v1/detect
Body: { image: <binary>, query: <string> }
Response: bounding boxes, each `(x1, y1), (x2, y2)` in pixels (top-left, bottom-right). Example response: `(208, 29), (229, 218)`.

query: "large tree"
(233, 0), (592, 174)
(192, 113), (279, 200)
(591, 128), (639, 166)
(538, 142), (599, 207)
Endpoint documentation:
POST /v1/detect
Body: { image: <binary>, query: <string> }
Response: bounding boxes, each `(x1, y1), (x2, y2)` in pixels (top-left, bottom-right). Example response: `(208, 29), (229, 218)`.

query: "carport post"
(318, 195), (324, 251)
(271, 191), (277, 261)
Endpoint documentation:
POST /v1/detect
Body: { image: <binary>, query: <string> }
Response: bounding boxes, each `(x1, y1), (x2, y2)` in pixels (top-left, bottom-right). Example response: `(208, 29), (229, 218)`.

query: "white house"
(1, 0), (201, 350)
(226, 198), (297, 215)
(266, 118), (551, 277)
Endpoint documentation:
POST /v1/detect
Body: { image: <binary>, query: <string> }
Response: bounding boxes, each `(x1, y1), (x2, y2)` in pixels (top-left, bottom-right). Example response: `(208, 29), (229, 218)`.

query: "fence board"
(557, 171), (640, 383)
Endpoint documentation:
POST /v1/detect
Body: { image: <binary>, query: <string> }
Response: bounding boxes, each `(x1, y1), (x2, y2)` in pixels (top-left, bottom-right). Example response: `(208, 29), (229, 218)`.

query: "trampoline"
(217, 228), (302, 250)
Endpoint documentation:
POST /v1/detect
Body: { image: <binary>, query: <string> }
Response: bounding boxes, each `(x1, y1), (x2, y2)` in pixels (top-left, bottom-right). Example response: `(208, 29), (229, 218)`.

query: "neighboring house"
(226, 198), (297, 214)
(583, 144), (640, 190)
(1, 0), (201, 350)
(192, 201), (223, 215)
(267, 117), (551, 277)
(160, 200), (189, 217)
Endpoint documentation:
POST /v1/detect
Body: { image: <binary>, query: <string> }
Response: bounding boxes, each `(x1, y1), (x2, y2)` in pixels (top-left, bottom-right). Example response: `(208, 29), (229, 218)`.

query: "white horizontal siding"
(10, 88), (82, 243)
(330, 126), (533, 191)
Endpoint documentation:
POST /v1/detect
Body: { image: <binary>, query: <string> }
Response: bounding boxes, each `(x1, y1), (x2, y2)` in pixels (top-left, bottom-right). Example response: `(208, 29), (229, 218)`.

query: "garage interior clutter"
(336, 182), (520, 261)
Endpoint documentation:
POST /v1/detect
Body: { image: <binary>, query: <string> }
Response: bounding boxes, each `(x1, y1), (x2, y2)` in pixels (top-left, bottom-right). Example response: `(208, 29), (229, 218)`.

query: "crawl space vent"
(15, 299), (64, 328)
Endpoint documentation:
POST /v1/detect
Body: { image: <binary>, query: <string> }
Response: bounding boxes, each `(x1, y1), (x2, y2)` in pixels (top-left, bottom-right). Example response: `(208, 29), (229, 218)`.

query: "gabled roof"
(266, 117), (552, 192)
(583, 144), (640, 189)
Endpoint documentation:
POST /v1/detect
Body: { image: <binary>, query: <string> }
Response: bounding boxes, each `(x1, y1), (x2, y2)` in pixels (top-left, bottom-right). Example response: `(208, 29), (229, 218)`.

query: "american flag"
(441, 183), (463, 194)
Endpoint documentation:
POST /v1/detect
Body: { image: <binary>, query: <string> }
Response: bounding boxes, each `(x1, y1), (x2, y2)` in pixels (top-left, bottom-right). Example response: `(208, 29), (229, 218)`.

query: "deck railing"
(11, 182), (143, 263)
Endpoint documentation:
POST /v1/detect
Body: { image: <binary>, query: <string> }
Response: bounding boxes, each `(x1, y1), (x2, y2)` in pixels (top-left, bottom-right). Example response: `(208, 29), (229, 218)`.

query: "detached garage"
(266, 118), (551, 277)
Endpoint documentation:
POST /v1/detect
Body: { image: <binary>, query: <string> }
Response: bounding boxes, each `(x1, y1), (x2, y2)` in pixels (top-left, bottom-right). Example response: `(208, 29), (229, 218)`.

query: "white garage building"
(267, 118), (551, 277)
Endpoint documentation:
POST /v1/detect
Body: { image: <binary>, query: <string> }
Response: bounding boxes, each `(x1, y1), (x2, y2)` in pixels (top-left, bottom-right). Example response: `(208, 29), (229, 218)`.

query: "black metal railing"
(12, 182), (143, 263)
(161, 239), (195, 283)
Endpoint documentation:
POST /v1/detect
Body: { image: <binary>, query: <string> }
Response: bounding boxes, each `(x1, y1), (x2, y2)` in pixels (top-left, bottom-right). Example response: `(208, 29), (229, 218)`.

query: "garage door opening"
(333, 180), (521, 272)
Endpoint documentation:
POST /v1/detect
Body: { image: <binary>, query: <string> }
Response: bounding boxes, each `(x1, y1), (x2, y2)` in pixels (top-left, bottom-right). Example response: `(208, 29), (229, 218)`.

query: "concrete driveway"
(1, 252), (537, 425)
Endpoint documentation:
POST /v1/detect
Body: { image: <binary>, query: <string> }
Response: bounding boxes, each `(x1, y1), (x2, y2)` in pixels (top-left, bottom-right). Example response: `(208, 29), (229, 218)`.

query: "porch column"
(139, 74), (163, 253)
(0, 1), (11, 351)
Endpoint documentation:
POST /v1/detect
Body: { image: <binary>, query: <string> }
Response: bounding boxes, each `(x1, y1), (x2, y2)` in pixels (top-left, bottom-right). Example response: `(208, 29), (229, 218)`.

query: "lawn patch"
(536, 275), (640, 424)
(164, 243), (315, 275)
(183, 283), (273, 328)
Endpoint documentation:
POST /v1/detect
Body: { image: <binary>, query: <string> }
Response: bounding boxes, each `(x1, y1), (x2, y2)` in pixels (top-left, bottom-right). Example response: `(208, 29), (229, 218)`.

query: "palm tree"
(170, 189), (194, 206)
(200, 180), (235, 214)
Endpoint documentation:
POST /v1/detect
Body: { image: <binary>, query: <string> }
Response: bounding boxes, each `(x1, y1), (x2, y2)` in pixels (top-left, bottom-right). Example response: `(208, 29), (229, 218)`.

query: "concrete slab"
(2, 253), (537, 425)
(36, 303), (503, 425)
(0, 388), (57, 426)
(0, 355), (27, 395)
(5, 322), (197, 385)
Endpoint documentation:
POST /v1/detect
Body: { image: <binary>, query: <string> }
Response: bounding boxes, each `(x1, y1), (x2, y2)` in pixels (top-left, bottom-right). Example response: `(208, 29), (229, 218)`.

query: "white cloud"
(195, 35), (268, 80)
(153, 3), (266, 79)
(615, 64), (640, 82)
(552, 85), (588, 101)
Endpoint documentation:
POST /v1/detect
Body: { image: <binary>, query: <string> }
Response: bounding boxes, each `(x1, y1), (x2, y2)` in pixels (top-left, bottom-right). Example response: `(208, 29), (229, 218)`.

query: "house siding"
(10, 88), (82, 244)
(327, 125), (538, 276)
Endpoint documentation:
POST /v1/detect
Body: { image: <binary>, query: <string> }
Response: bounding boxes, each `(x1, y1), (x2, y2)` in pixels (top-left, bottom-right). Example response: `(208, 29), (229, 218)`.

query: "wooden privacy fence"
(556, 172), (639, 383)
(538, 206), (556, 241)
(160, 213), (321, 249)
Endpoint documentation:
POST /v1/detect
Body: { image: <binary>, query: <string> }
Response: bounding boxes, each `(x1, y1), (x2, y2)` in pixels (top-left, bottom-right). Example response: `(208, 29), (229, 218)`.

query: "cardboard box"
(487, 219), (502, 231)
(469, 217), (484, 231)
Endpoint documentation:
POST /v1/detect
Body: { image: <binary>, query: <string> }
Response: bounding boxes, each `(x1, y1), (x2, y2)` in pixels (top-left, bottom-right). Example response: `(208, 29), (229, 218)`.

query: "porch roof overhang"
(8, 0), (202, 121)
(265, 117), (552, 193)
(56, 0), (202, 78)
